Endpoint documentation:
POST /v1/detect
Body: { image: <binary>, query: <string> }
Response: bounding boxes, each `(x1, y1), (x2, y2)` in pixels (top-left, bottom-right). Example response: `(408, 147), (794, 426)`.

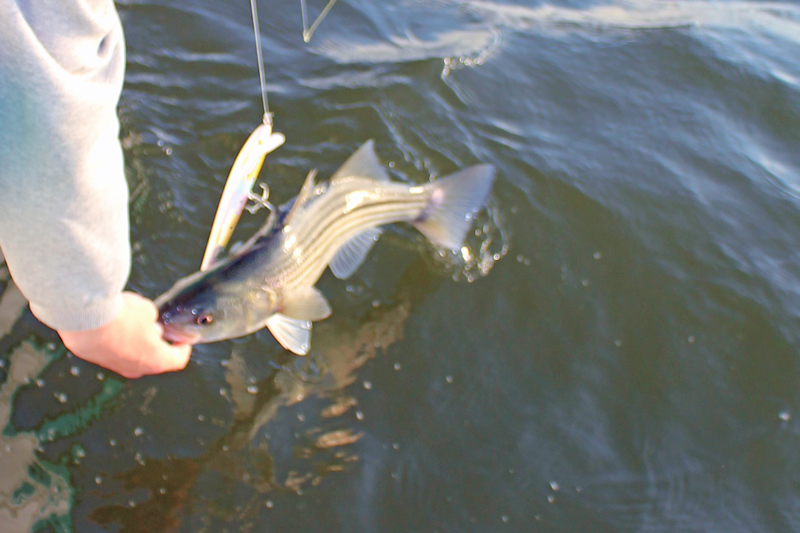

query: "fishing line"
(250, 0), (338, 126)
(249, 0), (271, 126)
(300, 0), (338, 43)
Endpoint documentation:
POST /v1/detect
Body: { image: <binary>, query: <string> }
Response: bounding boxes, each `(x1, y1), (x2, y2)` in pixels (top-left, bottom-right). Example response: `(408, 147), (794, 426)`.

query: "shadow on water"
(84, 257), (440, 532)
(0, 246), (447, 532)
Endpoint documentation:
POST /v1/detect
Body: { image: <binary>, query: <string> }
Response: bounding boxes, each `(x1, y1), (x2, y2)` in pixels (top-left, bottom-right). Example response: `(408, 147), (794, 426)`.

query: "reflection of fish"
(156, 140), (495, 355)
(88, 257), (433, 530)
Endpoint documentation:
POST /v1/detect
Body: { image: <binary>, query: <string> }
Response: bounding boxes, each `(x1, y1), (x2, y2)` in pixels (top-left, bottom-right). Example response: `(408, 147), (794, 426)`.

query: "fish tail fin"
(414, 164), (496, 249)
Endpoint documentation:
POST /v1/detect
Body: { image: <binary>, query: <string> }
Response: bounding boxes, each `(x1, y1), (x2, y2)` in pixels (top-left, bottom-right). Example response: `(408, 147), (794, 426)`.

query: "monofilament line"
(250, 0), (271, 126)
(300, 0), (338, 43)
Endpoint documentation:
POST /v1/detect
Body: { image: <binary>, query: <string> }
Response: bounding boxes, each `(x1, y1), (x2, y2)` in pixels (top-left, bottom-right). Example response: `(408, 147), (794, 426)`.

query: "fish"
(154, 140), (495, 355)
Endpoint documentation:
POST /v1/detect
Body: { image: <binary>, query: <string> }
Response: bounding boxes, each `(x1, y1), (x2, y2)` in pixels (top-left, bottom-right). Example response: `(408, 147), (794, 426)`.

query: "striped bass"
(154, 140), (495, 355)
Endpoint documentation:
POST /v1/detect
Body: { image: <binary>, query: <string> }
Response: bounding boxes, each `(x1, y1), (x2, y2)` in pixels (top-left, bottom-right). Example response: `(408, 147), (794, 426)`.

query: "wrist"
(31, 293), (124, 332)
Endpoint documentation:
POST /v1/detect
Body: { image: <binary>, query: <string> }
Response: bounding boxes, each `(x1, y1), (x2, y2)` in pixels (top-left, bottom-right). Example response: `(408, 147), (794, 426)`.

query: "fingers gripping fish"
(155, 141), (495, 355)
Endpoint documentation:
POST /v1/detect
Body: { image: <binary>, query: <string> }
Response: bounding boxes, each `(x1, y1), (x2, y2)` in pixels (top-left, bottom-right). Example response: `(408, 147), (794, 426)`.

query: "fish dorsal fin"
(330, 227), (382, 279)
(286, 169), (319, 222)
(265, 313), (312, 355)
(280, 287), (332, 321)
(331, 140), (390, 183)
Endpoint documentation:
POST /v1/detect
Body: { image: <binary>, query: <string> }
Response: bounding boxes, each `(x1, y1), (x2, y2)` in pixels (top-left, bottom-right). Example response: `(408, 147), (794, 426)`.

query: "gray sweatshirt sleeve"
(0, 0), (131, 331)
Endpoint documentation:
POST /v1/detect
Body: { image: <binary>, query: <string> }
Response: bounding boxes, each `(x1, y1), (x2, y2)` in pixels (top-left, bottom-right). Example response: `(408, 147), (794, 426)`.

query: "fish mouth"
(160, 325), (202, 345)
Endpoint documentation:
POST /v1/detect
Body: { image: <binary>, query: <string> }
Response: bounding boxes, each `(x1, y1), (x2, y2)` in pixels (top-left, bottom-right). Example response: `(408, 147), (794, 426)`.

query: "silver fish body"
(156, 140), (495, 354)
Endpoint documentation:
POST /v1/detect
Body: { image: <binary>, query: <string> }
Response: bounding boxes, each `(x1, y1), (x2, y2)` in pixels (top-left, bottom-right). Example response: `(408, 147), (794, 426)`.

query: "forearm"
(0, 0), (130, 330)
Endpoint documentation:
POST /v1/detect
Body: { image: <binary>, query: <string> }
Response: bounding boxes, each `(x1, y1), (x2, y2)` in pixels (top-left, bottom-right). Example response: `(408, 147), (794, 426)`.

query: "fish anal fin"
(280, 287), (332, 321)
(331, 140), (390, 183)
(330, 227), (382, 279)
(265, 313), (312, 355)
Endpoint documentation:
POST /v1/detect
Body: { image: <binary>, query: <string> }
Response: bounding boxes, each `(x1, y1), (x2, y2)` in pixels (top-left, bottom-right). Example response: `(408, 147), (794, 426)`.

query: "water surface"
(2, 0), (800, 531)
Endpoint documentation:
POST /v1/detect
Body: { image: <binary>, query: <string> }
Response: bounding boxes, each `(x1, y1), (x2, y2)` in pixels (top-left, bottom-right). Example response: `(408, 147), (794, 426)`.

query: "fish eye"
(195, 312), (213, 325)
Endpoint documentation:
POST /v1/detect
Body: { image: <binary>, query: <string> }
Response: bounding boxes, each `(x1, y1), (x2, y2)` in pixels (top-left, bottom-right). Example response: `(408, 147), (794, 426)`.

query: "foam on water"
(466, 0), (800, 40)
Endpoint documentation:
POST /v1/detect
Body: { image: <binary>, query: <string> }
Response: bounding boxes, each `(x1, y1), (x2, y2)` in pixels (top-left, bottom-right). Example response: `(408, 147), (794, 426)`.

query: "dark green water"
(2, 0), (800, 531)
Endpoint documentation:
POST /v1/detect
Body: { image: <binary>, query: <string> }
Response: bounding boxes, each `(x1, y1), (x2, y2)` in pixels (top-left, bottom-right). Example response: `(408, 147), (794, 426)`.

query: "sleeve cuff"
(29, 293), (123, 332)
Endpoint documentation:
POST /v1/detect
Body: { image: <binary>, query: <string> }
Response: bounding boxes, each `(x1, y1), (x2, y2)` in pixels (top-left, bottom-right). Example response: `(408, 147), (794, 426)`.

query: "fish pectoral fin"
(280, 287), (332, 321)
(265, 313), (312, 355)
(330, 140), (390, 183)
(330, 227), (382, 279)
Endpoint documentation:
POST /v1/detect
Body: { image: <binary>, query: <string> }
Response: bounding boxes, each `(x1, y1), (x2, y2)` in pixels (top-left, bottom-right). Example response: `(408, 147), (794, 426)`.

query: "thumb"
(160, 342), (192, 372)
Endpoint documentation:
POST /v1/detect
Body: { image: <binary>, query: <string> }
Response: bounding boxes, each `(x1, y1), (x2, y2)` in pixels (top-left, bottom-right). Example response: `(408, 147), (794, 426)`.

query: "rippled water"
(2, 0), (800, 531)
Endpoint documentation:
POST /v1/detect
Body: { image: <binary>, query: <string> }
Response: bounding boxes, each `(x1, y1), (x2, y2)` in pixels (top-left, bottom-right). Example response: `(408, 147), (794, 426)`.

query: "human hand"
(57, 292), (192, 379)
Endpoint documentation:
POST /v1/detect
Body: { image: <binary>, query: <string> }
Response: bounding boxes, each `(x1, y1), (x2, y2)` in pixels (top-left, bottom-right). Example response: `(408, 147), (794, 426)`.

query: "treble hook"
(245, 183), (275, 214)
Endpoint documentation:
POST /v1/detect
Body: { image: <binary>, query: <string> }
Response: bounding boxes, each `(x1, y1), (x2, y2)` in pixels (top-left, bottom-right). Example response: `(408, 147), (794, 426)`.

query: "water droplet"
(388, 161), (395, 168)
(266, 500), (274, 509)
(372, 300), (380, 308)
(128, 500), (136, 508)
(780, 411), (791, 422)
(165, 147), (172, 156)
(75, 448), (86, 459)
(392, 443), (400, 450)
(356, 411), (364, 421)
(109, 439), (116, 447)
(346, 284), (364, 295)
(36, 379), (45, 387)
(502, 515), (509, 523)
(394, 363), (401, 371)
(70, 366), (80, 377)
(55, 392), (68, 404)
(47, 342), (57, 351)
(220, 360), (230, 367)
(95, 476), (102, 485)
(198, 414), (205, 422)
(363, 381), (372, 390)
(159, 487), (166, 495)
(445, 375), (453, 383)
(547, 495), (555, 503)
(688, 336), (695, 343)
(581, 279), (589, 287)
(576, 486), (583, 493)
(593, 251), (602, 260)
(97, 372), (105, 380)
(297, 414), (305, 422)
(247, 385), (258, 394)
(134, 427), (144, 437)
(550, 481), (560, 491)
(614, 339), (622, 347)
(219, 388), (226, 396)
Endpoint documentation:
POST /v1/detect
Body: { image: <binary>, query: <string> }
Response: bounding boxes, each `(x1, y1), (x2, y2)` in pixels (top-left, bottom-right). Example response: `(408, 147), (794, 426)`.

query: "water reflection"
(84, 257), (437, 531)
